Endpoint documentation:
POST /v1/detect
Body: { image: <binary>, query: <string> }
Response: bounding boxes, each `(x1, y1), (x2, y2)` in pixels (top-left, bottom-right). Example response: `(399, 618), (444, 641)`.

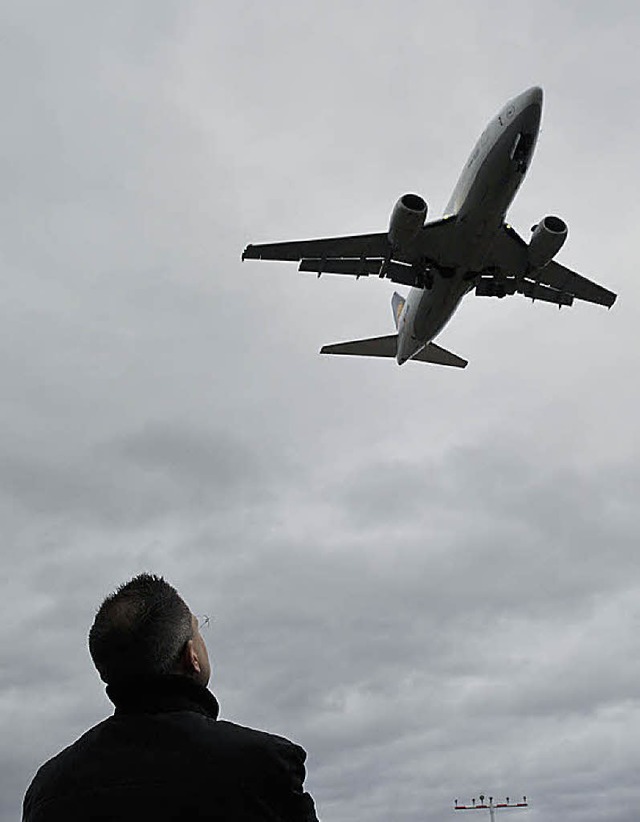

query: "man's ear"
(179, 639), (201, 675)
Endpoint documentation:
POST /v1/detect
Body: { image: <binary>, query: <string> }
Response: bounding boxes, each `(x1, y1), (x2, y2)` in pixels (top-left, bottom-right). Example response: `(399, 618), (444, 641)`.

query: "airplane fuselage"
(396, 86), (543, 364)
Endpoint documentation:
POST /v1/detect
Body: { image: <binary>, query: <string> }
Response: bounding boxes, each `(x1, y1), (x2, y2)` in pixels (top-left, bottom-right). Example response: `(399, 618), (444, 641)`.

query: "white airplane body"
(243, 87), (616, 368)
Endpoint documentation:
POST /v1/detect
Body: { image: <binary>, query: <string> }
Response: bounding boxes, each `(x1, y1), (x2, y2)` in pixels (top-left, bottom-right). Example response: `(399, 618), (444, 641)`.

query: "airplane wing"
(535, 259), (616, 308)
(242, 217), (461, 288)
(487, 225), (617, 308)
(242, 233), (389, 262)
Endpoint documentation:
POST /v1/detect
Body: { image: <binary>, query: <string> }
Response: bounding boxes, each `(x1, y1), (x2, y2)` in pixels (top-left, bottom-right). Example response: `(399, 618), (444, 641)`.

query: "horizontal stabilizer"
(320, 334), (468, 367)
(412, 342), (468, 368)
(321, 334), (398, 358)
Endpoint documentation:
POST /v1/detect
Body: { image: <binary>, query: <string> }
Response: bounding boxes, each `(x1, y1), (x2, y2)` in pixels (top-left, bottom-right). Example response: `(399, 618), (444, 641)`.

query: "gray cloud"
(0, 420), (289, 531)
(2, 2), (640, 822)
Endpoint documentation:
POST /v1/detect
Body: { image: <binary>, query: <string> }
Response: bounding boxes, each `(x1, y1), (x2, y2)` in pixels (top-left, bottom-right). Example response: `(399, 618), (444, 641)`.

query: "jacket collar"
(106, 674), (220, 720)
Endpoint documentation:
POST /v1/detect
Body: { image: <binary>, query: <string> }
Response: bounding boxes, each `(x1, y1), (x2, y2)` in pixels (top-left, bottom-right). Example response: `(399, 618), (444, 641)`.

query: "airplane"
(242, 86), (616, 368)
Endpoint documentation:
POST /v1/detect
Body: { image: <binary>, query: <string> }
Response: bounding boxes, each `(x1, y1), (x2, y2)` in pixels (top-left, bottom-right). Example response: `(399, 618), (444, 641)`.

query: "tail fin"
(391, 292), (406, 330)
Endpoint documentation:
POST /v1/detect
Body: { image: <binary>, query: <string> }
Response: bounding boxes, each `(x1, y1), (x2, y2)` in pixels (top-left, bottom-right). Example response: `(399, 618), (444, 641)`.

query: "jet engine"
(528, 215), (567, 270)
(388, 193), (428, 250)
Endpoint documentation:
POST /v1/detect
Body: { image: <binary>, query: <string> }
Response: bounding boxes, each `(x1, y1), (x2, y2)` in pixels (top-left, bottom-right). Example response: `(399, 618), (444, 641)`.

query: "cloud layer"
(2, 3), (639, 822)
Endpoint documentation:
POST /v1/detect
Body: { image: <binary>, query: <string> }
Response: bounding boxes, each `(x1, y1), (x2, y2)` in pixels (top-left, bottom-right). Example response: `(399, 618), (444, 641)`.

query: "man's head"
(88, 573), (211, 687)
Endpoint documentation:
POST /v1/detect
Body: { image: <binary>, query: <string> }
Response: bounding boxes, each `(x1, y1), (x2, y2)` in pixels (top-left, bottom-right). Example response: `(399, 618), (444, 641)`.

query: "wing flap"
(475, 276), (574, 306)
(299, 257), (424, 286)
(519, 279), (574, 306)
(299, 258), (380, 276)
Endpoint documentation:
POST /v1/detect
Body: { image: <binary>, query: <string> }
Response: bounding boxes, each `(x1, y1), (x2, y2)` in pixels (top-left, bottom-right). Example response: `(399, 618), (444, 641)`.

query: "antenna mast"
(454, 795), (529, 822)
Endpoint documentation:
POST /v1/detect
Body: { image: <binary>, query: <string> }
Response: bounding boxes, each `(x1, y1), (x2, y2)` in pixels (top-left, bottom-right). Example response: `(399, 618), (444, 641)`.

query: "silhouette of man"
(23, 573), (319, 821)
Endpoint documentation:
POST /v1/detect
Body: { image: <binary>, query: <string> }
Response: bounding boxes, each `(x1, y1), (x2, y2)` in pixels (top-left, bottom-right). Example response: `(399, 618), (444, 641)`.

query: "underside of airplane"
(242, 86), (617, 367)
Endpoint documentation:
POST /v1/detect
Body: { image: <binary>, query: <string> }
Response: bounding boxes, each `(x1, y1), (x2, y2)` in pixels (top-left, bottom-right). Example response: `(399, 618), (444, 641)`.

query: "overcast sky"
(2, 2), (639, 820)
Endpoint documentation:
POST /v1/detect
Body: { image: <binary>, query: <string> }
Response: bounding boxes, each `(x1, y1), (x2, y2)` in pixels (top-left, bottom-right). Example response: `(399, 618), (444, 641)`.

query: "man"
(23, 573), (319, 821)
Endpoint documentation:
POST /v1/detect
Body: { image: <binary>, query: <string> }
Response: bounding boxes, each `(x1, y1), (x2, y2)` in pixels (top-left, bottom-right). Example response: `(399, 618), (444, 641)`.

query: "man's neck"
(106, 673), (220, 720)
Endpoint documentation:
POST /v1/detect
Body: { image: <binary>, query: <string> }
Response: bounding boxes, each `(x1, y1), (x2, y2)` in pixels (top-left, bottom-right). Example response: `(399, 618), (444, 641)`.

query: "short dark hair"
(88, 573), (193, 684)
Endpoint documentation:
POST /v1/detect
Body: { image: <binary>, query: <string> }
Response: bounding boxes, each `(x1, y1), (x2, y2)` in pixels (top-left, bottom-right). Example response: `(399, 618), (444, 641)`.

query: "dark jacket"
(23, 675), (318, 821)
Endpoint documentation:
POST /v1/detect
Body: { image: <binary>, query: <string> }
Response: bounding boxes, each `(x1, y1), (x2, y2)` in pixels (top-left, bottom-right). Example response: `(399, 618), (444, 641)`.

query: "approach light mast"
(454, 795), (529, 822)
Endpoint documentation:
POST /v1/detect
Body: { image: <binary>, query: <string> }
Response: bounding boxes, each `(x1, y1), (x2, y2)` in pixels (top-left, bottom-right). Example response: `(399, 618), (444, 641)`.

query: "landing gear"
(409, 257), (434, 289)
(421, 269), (434, 289)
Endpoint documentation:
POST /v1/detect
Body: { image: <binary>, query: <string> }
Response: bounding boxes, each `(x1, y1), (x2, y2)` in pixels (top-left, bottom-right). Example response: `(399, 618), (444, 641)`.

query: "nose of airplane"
(523, 85), (543, 109)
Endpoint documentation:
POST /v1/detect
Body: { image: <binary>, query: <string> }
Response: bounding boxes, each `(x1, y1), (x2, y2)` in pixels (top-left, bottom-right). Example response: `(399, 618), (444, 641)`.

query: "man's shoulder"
(24, 719), (111, 808)
(212, 719), (308, 766)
